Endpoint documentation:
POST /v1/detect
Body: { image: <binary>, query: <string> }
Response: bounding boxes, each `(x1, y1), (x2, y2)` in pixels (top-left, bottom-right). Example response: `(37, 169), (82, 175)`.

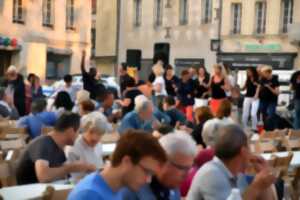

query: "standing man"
(81, 51), (98, 99)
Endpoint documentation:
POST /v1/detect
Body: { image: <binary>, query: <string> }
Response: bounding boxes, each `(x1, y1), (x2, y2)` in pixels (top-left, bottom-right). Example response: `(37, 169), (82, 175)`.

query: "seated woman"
(66, 111), (110, 182)
(51, 91), (74, 116)
(190, 106), (213, 147)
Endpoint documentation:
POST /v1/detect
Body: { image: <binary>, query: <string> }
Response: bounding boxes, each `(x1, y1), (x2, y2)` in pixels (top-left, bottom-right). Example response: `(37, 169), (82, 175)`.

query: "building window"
(92, 0), (97, 15)
(201, 0), (212, 24)
(179, 0), (188, 25)
(91, 28), (96, 57)
(66, 0), (75, 30)
(134, 0), (142, 27)
(42, 0), (54, 27)
(281, 0), (293, 33)
(154, 0), (163, 27)
(255, 1), (266, 34)
(231, 3), (242, 34)
(13, 0), (25, 24)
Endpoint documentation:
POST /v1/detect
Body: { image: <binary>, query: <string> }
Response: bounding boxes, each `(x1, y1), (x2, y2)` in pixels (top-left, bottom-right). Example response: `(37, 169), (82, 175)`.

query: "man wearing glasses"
(121, 132), (198, 200)
(68, 130), (167, 200)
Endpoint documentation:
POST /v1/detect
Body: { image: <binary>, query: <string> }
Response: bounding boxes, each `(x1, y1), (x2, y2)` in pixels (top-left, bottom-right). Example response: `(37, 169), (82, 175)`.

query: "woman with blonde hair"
(152, 62), (167, 108)
(258, 65), (279, 121)
(209, 64), (231, 115)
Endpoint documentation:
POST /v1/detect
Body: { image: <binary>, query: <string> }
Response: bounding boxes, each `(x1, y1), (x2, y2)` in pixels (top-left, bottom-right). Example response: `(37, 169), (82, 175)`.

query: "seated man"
(97, 90), (122, 123)
(17, 98), (57, 138)
(187, 124), (277, 200)
(118, 95), (157, 134)
(16, 112), (95, 185)
(67, 111), (111, 182)
(0, 87), (19, 120)
(163, 96), (186, 127)
(68, 130), (167, 200)
(121, 132), (197, 200)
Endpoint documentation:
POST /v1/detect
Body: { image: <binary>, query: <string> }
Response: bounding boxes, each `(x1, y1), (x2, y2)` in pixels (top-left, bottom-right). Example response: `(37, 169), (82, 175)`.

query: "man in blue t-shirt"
(121, 132), (197, 200)
(68, 130), (167, 200)
(17, 98), (57, 138)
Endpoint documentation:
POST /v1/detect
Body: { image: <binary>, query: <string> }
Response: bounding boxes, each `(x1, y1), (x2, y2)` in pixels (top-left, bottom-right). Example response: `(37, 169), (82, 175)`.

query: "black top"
(16, 135), (66, 185)
(211, 76), (226, 99)
(81, 71), (97, 99)
(164, 75), (179, 96)
(122, 88), (142, 116)
(177, 79), (195, 106)
(259, 75), (280, 102)
(120, 74), (132, 95)
(291, 71), (300, 100)
(191, 122), (206, 147)
(294, 83), (300, 100)
(6, 74), (26, 116)
(194, 75), (210, 99)
(245, 79), (258, 97)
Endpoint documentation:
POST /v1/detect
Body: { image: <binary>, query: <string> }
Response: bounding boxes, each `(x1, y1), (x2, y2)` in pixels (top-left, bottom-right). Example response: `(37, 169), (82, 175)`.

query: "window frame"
(42, 0), (55, 28)
(201, 0), (212, 24)
(254, 1), (267, 35)
(133, 0), (142, 27)
(280, 0), (293, 33)
(231, 3), (242, 35)
(154, 0), (163, 27)
(66, 0), (76, 30)
(12, 0), (25, 24)
(179, 0), (188, 25)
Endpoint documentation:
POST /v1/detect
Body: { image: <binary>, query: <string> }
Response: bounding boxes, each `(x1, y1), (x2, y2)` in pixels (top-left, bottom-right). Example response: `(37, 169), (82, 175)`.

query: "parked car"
(42, 74), (120, 98)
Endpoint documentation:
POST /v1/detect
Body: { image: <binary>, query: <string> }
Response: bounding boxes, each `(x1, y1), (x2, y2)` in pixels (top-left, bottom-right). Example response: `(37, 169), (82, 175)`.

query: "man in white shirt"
(67, 111), (112, 182)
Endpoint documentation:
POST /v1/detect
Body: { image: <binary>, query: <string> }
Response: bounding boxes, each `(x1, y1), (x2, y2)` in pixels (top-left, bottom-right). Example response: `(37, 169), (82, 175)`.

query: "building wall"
(118, 0), (219, 74)
(95, 0), (117, 75)
(0, 0), (91, 80)
(221, 0), (299, 69)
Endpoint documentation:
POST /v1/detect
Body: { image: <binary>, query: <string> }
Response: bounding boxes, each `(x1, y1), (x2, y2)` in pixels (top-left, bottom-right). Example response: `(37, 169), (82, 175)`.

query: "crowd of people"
(0, 50), (299, 199)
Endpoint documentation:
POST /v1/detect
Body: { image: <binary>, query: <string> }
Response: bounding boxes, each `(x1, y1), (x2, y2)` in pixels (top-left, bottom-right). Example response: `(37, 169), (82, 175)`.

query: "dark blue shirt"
(165, 108), (186, 126)
(68, 172), (122, 200)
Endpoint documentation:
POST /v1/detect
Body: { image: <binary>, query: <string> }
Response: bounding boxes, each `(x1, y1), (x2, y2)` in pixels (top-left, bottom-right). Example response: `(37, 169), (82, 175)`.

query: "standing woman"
(152, 62), (167, 109)
(164, 65), (179, 97)
(258, 65), (280, 121)
(177, 69), (195, 121)
(242, 67), (260, 130)
(194, 66), (210, 109)
(209, 64), (230, 115)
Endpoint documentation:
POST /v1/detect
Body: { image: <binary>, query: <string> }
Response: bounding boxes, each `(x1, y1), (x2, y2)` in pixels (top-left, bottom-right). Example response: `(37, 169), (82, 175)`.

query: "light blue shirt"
(68, 171), (122, 200)
(118, 111), (153, 134)
(187, 156), (249, 200)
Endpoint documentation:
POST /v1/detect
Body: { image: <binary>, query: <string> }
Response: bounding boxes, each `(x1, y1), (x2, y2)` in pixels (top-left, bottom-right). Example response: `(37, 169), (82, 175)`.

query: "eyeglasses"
(137, 163), (156, 177)
(168, 160), (192, 172)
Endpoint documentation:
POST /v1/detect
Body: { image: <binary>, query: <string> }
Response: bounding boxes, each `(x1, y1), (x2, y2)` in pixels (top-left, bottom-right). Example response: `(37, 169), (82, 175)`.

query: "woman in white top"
(67, 111), (109, 182)
(152, 62), (167, 109)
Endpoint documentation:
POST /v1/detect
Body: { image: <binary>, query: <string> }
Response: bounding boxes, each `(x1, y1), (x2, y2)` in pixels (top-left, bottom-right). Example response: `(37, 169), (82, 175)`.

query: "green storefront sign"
(245, 44), (282, 52)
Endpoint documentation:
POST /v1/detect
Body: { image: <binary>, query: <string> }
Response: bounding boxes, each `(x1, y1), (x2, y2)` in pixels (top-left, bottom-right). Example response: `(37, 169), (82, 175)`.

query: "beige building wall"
(95, 0), (117, 75)
(221, 0), (299, 69)
(0, 0), (91, 80)
(118, 0), (219, 75)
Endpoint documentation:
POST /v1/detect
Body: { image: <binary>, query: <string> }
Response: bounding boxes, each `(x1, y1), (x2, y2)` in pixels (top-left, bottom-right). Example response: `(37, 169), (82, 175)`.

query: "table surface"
(261, 150), (300, 167)
(0, 183), (73, 200)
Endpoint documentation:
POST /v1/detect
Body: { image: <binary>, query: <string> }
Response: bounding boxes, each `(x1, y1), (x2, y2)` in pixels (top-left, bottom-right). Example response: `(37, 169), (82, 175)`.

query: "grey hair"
(159, 132), (197, 157)
(81, 112), (109, 134)
(134, 95), (152, 113)
(202, 118), (226, 147)
(215, 124), (248, 160)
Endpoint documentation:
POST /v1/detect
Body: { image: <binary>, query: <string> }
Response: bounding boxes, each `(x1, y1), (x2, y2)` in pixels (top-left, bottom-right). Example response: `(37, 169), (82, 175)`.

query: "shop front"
(0, 36), (21, 76)
(217, 52), (297, 70)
